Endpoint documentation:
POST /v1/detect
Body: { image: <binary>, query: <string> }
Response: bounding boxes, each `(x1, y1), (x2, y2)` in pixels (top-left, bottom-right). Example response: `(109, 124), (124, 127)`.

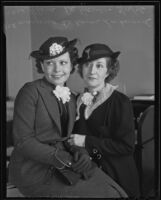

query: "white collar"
(76, 83), (118, 120)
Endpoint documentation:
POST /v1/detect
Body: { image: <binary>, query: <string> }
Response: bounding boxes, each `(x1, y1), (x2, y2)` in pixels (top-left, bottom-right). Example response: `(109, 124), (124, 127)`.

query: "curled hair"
(31, 46), (79, 74)
(77, 57), (120, 83)
(105, 58), (120, 83)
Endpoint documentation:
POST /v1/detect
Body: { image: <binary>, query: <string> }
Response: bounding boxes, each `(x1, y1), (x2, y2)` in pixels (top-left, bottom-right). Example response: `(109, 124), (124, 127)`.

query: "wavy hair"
(31, 46), (79, 74)
(77, 57), (120, 83)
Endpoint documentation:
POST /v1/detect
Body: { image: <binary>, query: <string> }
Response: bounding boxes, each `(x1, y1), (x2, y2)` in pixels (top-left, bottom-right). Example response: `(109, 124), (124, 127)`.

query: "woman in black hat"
(8, 37), (128, 197)
(68, 43), (140, 198)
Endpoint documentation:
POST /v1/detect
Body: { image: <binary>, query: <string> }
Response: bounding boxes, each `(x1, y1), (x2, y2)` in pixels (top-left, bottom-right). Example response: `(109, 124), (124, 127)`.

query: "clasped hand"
(71, 151), (92, 173)
(66, 135), (93, 175)
(67, 134), (86, 147)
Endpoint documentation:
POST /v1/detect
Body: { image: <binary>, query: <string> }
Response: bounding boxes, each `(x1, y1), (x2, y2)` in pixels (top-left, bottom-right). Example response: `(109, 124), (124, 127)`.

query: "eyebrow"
(45, 58), (68, 62)
(96, 61), (105, 64)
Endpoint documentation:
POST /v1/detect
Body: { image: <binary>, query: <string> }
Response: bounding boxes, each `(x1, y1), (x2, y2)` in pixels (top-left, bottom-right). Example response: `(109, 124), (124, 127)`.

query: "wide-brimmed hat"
(78, 43), (120, 64)
(30, 37), (78, 60)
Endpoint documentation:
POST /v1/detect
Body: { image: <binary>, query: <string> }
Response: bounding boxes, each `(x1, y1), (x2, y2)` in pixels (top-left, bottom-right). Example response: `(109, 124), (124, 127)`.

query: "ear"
(40, 62), (45, 73)
(70, 64), (72, 71)
(104, 72), (109, 83)
(70, 62), (73, 73)
(106, 72), (109, 78)
(105, 71), (109, 78)
(105, 58), (110, 78)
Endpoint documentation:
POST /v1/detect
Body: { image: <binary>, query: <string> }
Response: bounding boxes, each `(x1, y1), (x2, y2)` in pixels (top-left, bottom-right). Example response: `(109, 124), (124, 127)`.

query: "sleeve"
(13, 83), (73, 168)
(85, 94), (136, 157)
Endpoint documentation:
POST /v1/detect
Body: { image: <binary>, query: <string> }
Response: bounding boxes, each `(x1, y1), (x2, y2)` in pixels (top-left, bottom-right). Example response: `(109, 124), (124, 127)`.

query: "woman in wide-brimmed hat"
(68, 43), (140, 198)
(8, 37), (128, 198)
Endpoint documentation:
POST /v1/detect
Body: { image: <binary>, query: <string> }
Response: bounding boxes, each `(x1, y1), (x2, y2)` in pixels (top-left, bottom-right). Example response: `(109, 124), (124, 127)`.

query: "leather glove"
(71, 151), (92, 173)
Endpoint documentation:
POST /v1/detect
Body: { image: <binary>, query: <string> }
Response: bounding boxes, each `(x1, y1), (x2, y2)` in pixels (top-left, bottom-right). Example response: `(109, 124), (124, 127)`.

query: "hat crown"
(39, 37), (68, 55)
(83, 43), (114, 58)
(79, 43), (120, 64)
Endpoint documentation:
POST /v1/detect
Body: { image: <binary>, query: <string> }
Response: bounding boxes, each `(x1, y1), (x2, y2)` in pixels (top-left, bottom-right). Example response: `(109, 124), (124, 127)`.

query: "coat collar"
(76, 83), (118, 120)
(37, 77), (76, 136)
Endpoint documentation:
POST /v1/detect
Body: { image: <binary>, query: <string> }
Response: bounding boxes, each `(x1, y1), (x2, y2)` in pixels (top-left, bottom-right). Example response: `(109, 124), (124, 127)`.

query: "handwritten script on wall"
(5, 6), (153, 30)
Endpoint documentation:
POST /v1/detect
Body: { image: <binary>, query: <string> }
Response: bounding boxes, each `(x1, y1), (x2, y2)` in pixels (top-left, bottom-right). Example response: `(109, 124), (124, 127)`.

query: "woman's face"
(41, 52), (72, 86)
(82, 57), (109, 90)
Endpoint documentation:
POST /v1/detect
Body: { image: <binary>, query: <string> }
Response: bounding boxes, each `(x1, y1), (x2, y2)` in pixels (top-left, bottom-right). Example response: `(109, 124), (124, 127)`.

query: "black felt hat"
(78, 43), (120, 64)
(30, 37), (78, 60)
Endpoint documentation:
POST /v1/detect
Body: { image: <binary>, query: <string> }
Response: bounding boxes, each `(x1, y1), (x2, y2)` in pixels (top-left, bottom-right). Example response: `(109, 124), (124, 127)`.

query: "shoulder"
(23, 79), (42, 89)
(112, 90), (130, 101)
(15, 79), (42, 104)
(18, 79), (42, 94)
(110, 90), (132, 107)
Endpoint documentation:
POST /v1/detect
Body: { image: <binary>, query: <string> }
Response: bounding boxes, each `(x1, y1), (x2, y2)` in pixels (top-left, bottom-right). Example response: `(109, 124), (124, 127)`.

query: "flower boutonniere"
(53, 85), (71, 104)
(81, 92), (94, 106)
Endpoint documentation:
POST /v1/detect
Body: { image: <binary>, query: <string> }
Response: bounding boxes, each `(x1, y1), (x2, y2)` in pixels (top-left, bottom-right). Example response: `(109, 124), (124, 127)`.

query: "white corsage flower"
(49, 43), (64, 56)
(53, 85), (71, 104)
(81, 92), (94, 106)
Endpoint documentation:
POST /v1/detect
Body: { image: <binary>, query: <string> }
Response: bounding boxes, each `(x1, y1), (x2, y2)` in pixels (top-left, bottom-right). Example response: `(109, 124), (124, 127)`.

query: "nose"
(53, 62), (61, 72)
(90, 64), (97, 74)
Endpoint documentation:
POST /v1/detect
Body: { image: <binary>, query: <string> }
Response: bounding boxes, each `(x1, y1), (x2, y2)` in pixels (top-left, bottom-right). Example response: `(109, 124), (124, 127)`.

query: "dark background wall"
(5, 6), (154, 98)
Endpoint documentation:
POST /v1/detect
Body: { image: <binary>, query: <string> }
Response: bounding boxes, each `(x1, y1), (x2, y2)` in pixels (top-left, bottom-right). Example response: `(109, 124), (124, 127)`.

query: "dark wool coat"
(73, 90), (140, 197)
(8, 78), (128, 198)
(9, 78), (76, 187)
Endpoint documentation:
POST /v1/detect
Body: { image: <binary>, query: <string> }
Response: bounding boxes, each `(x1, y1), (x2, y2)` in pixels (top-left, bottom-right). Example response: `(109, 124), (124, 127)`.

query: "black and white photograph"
(1, 2), (160, 199)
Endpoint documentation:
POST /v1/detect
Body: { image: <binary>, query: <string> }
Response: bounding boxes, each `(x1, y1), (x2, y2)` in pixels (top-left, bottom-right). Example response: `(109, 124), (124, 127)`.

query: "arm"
(86, 96), (135, 157)
(13, 83), (73, 168)
(69, 95), (135, 157)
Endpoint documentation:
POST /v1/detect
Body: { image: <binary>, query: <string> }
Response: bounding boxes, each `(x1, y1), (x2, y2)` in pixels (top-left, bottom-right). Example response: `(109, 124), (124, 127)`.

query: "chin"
(53, 78), (68, 86)
(86, 81), (98, 88)
(53, 81), (65, 86)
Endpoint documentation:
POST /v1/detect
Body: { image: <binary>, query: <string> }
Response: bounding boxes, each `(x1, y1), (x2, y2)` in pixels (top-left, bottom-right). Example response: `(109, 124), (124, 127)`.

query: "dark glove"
(64, 141), (90, 157)
(53, 148), (81, 185)
(71, 151), (92, 173)
(82, 161), (97, 180)
(53, 148), (73, 169)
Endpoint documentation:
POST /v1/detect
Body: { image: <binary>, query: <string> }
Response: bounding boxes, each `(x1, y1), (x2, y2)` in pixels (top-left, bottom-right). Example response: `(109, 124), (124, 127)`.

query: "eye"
(45, 61), (53, 66)
(84, 64), (88, 68)
(96, 63), (103, 68)
(60, 60), (68, 65)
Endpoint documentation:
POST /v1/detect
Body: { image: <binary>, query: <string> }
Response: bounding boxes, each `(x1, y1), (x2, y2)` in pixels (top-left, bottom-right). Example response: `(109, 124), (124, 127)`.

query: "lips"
(88, 76), (97, 80)
(52, 74), (64, 78)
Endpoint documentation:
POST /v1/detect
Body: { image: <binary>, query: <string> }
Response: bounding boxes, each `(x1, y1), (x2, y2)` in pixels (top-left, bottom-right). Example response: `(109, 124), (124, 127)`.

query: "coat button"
(99, 165), (102, 169)
(97, 154), (102, 159)
(93, 148), (98, 154)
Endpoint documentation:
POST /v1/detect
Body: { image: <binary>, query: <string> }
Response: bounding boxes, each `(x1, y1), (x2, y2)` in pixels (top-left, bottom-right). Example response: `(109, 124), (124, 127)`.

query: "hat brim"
(68, 38), (77, 47)
(30, 38), (78, 60)
(78, 51), (120, 65)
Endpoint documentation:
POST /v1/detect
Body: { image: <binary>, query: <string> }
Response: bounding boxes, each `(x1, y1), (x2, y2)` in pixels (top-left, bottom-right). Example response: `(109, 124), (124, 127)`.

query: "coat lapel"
(36, 78), (76, 137)
(37, 79), (61, 133)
